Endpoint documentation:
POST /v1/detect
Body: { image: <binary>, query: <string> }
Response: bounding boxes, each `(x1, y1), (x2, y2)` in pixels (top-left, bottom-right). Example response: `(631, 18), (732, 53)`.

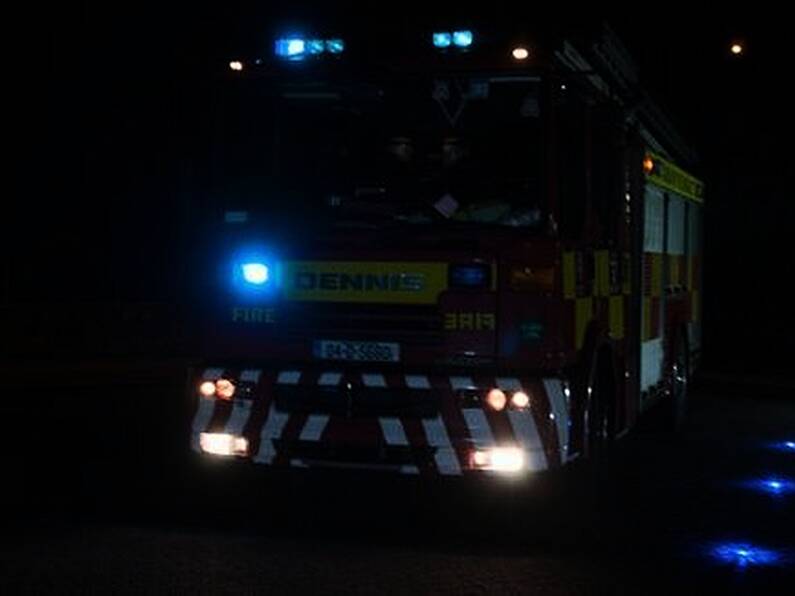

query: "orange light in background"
(229, 60), (244, 71)
(199, 381), (216, 398)
(511, 391), (530, 409)
(512, 47), (530, 61)
(215, 379), (236, 401)
(486, 388), (507, 411)
(643, 155), (655, 175)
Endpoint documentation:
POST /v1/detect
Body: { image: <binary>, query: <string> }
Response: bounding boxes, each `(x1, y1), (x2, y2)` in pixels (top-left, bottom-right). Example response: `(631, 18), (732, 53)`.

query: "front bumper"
(190, 367), (572, 477)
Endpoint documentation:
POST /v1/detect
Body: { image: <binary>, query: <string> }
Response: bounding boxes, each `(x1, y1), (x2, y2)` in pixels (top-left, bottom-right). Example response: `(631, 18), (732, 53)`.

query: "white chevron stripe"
(496, 377), (522, 391)
(201, 368), (224, 381)
(379, 417), (409, 445)
(277, 371), (301, 385)
(507, 410), (548, 471)
(450, 376), (475, 391)
(239, 369), (262, 383)
(299, 415), (330, 441)
(543, 378), (570, 460)
(318, 372), (343, 386)
(224, 401), (253, 436)
(254, 405), (291, 463)
(362, 373), (387, 387)
(462, 409), (494, 446)
(405, 375), (431, 389)
(422, 416), (462, 475)
(191, 400), (216, 453)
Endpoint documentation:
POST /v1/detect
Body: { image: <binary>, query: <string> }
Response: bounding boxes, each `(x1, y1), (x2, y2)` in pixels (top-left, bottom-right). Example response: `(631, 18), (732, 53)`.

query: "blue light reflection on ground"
(709, 542), (782, 568)
(742, 476), (795, 497)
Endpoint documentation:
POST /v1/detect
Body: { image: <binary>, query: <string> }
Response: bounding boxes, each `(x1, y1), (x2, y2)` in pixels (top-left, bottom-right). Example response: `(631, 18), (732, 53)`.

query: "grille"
(274, 384), (441, 419)
(277, 440), (435, 467)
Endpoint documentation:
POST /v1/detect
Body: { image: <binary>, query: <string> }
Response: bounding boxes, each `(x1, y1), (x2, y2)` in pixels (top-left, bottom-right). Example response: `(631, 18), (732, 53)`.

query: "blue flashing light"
(710, 542), (781, 568)
(450, 264), (490, 288)
(433, 32), (452, 48)
(242, 263), (270, 285)
(325, 39), (345, 54)
(740, 476), (795, 497)
(762, 476), (794, 495)
(307, 39), (325, 55)
(769, 440), (795, 452)
(275, 38), (306, 60)
(231, 248), (279, 300)
(453, 30), (474, 48)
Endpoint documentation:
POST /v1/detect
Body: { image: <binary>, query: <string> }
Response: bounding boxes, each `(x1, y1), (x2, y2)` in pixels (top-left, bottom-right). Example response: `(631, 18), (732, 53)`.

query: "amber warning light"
(643, 156), (655, 175)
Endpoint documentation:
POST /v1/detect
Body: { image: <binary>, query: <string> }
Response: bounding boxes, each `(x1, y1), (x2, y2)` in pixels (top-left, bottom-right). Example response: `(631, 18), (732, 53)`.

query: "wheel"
(584, 348), (616, 461)
(666, 333), (689, 432)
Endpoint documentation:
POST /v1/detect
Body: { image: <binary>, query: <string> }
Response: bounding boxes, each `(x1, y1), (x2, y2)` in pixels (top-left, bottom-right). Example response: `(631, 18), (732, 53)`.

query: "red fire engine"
(190, 23), (704, 476)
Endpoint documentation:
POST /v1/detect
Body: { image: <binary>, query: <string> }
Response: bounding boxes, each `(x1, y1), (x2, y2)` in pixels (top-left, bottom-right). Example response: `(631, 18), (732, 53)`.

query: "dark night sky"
(9, 4), (793, 369)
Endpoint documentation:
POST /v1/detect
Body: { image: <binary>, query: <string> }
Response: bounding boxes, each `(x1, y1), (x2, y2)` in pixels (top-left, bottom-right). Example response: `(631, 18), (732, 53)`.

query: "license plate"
(314, 340), (400, 362)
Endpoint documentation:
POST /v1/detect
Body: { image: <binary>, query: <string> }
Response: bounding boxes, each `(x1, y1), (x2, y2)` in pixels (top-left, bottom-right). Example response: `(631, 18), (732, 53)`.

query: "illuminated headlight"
(199, 381), (217, 398)
(510, 391), (530, 409)
(471, 447), (526, 473)
(242, 262), (270, 285)
(200, 433), (249, 457)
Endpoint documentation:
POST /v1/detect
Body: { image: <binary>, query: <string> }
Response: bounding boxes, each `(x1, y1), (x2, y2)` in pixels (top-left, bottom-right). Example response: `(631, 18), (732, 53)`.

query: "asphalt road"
(1, 373), (793, 595)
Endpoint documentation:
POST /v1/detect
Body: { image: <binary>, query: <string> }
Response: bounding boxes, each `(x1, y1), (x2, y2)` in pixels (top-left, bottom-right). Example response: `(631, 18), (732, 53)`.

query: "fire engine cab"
(189, 22), (704, 476)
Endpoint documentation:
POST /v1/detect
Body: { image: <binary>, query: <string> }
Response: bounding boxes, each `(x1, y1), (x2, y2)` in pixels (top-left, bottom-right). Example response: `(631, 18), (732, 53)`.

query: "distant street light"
(229, 60), (244, 71)
(730, 43), (744, 56)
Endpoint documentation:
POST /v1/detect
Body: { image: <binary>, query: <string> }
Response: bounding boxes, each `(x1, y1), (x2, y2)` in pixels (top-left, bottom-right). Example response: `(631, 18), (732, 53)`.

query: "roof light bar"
(275, 36), (345, 61)
(453, 30), (474, 48)
(433, 30), (474, 50)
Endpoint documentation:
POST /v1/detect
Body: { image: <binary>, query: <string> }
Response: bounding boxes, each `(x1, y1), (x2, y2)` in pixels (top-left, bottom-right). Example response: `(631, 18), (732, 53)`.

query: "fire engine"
(189, 22), (704, 477)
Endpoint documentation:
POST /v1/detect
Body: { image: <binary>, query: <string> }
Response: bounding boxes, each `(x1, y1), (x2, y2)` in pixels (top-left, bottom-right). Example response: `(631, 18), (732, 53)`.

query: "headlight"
(510, 391), (530, 409)
(199, 433), (249, 457)
(471, 447), (525, 473)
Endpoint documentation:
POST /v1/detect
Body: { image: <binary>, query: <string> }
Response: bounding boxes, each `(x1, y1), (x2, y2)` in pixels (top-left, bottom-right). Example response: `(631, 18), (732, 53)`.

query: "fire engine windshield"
(216, 77), (544, 228)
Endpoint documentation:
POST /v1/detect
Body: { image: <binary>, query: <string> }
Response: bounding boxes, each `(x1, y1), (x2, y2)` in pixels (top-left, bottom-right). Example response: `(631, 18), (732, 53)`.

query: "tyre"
(584, 347), (616, 461)
(665, 332), (689, 432)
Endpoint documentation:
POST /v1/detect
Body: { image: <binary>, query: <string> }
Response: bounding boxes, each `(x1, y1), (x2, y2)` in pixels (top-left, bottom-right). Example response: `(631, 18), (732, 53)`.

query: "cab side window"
(557, 89), (589, 241)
